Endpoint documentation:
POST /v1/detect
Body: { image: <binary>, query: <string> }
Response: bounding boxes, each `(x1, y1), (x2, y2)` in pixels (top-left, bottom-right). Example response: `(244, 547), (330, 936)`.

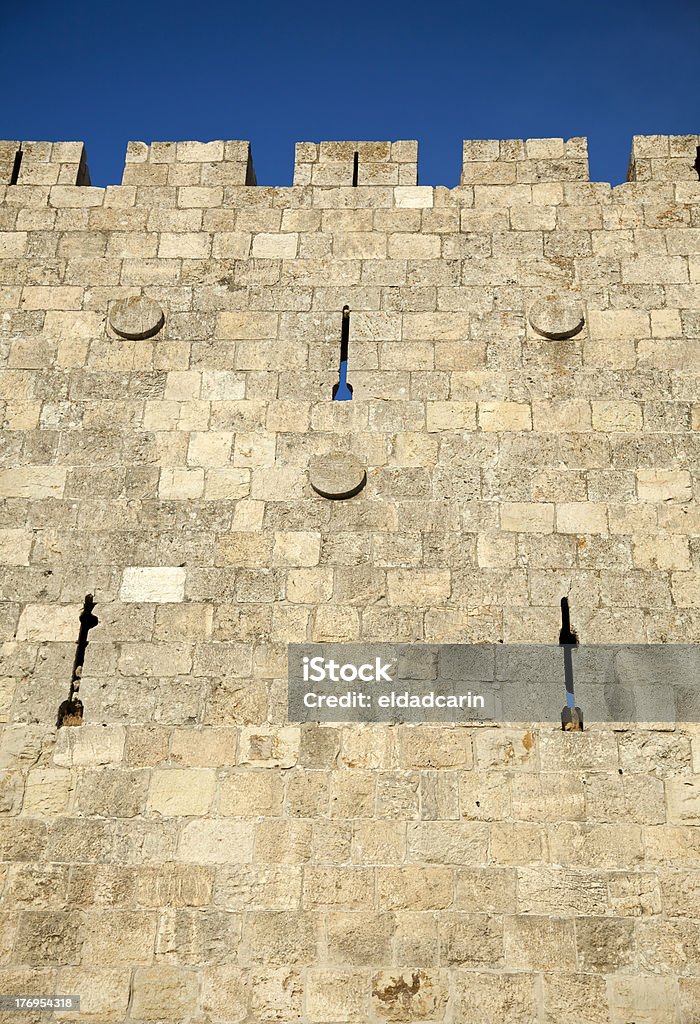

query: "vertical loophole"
(332, 306), (353, 401)
(57, 594), (99, 728)
(559, 597), (583, 731)
(694, 146), (700, 181)
(9, 147), (22, 186)
(352, 151), (359, 187)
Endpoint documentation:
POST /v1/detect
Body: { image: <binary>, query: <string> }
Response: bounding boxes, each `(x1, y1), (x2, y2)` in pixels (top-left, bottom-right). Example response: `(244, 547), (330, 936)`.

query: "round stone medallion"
(109, 295), (165, 340)
(309, 453), (366, 500)
(528, 294), (584, 340)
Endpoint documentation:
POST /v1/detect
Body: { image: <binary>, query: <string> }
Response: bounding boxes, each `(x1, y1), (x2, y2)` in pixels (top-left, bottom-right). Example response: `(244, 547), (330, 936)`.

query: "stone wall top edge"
(1, 135), (698, 191)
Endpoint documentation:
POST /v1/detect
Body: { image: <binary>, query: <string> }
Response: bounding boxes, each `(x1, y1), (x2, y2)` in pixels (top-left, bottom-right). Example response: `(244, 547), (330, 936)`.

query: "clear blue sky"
(1, 0), (699, 188)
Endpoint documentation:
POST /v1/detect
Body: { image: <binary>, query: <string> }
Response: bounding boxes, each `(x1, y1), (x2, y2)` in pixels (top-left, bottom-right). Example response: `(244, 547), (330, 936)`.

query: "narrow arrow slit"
(57, 594), (99, 728)
(352, 151), (359, 187)
(559, 597), (583, 731)
(9, 147), (22, 186)
(332, 306), (353, 401)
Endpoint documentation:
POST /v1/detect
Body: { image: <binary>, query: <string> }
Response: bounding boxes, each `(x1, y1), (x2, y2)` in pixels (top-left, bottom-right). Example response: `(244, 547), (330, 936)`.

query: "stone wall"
(0, 135), (699, 1023)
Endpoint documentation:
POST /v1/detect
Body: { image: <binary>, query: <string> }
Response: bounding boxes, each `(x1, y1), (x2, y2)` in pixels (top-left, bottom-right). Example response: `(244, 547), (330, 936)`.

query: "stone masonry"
(0, 134), (700, 1022)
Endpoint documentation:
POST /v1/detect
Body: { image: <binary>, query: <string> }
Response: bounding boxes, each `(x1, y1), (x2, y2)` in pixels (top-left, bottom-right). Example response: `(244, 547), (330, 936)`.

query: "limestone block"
(251, 233), (298, 258)
(454, 868), (516, 913)
(199, 966), (248, 1021)
(53, 725), (125, 767)
(0, 466), (66, 498)
(158, 467), (204, 500)
(371, 969), (447, 1021)
(501, 502), (554, 533)
(591, 400), (643, 431)
(307, 970), (370, 1022)
(272, 531), (321, 566)
(352, 821), (405, 864)
(388, 233), (440, 259)
(473, 728), (537, 770)
(608, 976), (679, 1024)
(219, 771), (284, 816)
(108, 295), (164, 339)
(149, 769), (216, 816)
(170, 728), (237, 767)
(637, 469), (692, 502)
(453, 972), (537, 1021)
(120, 567), (186, 603)
(80, 910), (156, 966)
(407, 822), (488, 864)
(204, 468), (250, 499)
(178, 820), (254, 863)
(23, 769), (74, 816)
(394, 186), (433, 208)
(130, 966), (198, 1020)
(479, 401), (532, 431)
(556, 502), (608, 534)
(633, 533), (691, 570)
(387, 569), (451, 606)
(528, 293), (585, 339)
(76, 770), (148, 818)
(666, 776), (700, 824)
(400, 727), (471, 768)
(16, 603), (81, 641)
(55, 967), (131, 1022)
(249, 968), (303, 1021)
(426, 401), (476, 431)
(238, 726), (299, 769)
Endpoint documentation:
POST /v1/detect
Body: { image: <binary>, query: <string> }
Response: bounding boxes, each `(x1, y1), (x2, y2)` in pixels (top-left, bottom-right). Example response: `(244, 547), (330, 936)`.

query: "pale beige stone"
(666, 776), (700, 824)
(556, 502), (608, 534)
(252, 233), (298, 258)
(591, 400), (642, 431)
(178, 820), (255, 862)
(53, 725), (126, 767)
(272, 531), (321, 567)
(0, 528), (33, 565)
(149, 769), (216, 816)
(394, 186), (433, 208)
(23, 768), (73, 815)
(130, 966), (199, 1020)
(0, 466), (66, 498)
(120, 567), (186, 603)
(637, 469), (692, 502)
(501, 502), (554, 533)
(16, 603), (81, 641)
(479, 401), (532, 431)
(426, 401), (477, 431)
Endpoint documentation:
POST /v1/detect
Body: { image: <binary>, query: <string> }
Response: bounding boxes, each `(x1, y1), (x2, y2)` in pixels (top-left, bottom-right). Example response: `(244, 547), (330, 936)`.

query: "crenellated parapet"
(461, 138), (589, 185)
(0, 140), (90, 185)
(1, 136), (699, 197)
(627, 134), (700, 182)
(122, 140), (256, 186)
(293, 140), (418, 186)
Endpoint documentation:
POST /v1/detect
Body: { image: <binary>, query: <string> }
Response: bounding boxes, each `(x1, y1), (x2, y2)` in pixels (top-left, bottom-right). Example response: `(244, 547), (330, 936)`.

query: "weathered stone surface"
(309, 452), (367, 500)
(1, 133), (699, 1024)
(108, 294), (164, 338)
(120, 566), (186, 603)
(528, 292), (585, 339)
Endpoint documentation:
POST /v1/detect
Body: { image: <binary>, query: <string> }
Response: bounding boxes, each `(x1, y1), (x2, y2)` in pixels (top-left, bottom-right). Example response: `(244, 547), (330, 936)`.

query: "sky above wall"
(1, 0), (699, 189)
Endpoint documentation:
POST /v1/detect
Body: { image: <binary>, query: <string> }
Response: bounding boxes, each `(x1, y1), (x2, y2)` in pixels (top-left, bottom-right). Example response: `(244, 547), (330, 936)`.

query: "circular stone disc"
(309, 453), (367, 500)
(109, 295), (165, 340)
(528, 294), (585, 340)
